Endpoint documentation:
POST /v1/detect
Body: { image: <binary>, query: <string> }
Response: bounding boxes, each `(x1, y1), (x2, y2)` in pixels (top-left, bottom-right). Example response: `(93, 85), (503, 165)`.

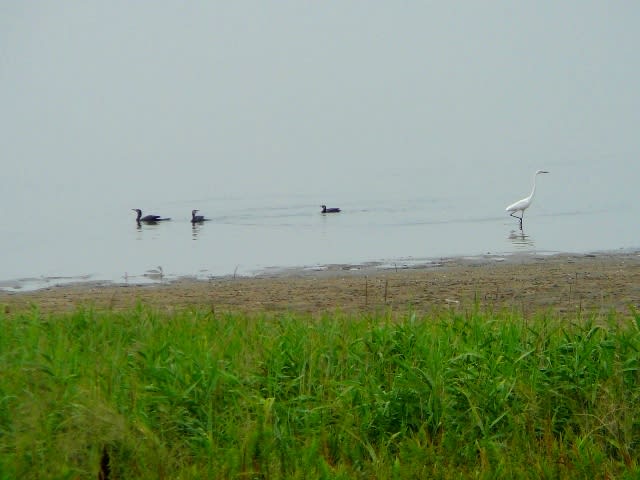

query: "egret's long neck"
(528, 173), (538, 200)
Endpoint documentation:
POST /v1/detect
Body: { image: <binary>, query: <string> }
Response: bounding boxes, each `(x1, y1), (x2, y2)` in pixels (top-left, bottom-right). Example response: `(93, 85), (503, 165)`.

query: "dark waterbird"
(132, 209), (171, 224)
(191, 209), (210, 224)
(321, 205), (341, 213)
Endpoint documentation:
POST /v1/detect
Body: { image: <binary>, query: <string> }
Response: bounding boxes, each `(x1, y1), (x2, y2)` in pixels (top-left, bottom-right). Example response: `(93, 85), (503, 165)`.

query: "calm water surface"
(1, 157), (638, 291)
(3, 4), (639, 291)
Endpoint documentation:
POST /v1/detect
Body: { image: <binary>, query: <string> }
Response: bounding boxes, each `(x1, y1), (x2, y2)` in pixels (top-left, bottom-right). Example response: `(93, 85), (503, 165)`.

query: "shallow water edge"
(2, 248), (638, 295)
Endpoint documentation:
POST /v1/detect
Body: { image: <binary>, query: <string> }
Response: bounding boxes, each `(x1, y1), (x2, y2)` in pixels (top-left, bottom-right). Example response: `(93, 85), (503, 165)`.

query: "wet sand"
(1, 251), (639, 317)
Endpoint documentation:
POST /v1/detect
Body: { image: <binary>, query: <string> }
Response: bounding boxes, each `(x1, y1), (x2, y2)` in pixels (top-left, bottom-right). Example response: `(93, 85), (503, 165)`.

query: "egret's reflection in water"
(508, 229), (535, 249)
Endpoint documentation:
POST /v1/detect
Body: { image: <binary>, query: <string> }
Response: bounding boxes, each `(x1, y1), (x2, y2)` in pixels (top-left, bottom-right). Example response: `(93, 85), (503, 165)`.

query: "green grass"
(1, 304), (640, 479)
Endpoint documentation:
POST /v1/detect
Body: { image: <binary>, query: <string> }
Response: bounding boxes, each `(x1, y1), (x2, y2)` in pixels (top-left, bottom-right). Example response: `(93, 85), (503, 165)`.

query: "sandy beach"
(1, 251), (639, 317)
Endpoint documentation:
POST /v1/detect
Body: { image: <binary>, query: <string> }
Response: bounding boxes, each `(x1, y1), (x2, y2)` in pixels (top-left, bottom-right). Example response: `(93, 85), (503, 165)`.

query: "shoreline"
(2, 247), (636, 291)
(1, 249), (639, 316)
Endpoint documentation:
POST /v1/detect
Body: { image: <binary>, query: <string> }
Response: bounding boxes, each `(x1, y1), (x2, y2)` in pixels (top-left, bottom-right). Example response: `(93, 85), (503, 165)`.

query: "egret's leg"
(509, 211), (524, 229)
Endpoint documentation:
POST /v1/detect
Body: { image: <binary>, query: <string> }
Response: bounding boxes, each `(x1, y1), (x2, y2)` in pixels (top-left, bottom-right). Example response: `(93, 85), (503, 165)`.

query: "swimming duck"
(321, 205), (341, 213)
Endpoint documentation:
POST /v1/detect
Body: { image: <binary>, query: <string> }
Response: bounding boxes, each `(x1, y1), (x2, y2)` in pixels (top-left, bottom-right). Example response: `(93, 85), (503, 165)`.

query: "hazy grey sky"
(2, 2), (639, 213)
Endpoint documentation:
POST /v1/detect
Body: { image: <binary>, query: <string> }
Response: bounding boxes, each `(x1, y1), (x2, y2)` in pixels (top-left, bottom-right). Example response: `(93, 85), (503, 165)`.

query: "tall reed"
(1, 304), (639, 478)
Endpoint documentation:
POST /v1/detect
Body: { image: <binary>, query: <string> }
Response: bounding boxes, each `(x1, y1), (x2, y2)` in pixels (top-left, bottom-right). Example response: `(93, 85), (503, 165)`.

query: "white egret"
(505, 170), (549, 230)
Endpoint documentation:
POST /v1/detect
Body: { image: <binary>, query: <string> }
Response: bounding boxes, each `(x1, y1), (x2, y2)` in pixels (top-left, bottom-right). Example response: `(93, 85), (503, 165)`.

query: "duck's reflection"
(508, 229), (535, 248)
(192, 223), (201, 240)
(135, 221), (163, 241)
